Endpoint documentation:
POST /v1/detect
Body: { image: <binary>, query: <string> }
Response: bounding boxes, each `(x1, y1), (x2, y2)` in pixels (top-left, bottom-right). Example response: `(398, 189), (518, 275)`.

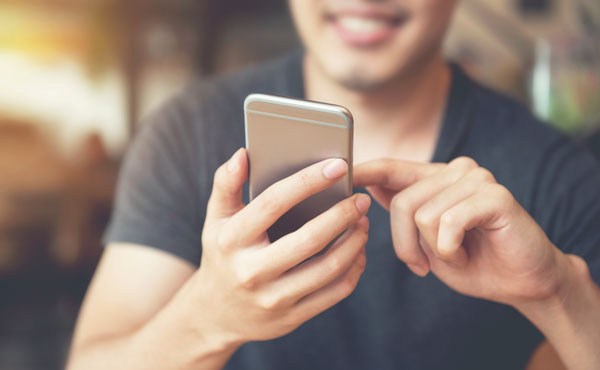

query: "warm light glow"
(0, 51), (127, 156)
(0, 4), (127, 156)
(0, 6), (90, 58)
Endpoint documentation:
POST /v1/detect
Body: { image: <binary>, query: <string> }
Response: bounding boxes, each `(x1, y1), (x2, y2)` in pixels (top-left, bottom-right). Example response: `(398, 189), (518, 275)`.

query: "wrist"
(150, 281), (244, 369)
(513, 254), (600, 369)
(513, 252), (586, 317)
(179, 287), (244, 365)
(512, 252), (593, 339)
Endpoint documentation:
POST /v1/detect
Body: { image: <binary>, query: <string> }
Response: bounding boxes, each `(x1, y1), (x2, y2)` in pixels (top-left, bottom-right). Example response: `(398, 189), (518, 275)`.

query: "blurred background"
(0, 0), (598, 369)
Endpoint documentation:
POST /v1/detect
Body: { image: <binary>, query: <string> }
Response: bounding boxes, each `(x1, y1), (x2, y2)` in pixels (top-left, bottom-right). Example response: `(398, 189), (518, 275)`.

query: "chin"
(332, 70), (392, 92)
(318, 52), (411, 93)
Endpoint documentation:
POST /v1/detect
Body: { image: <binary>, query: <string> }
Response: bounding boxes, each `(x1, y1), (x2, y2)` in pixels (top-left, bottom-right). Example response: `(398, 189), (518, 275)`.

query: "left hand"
(354, 156), (577, 306)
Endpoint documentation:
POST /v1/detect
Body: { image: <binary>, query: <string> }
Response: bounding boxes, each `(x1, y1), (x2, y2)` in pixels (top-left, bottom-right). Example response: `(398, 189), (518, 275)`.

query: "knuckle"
(440, 211), (458, 228)
(470, 167), (495, 183)
(391, 193), (413, 214)
(257, 293), (286, 311)
(298, 231), (320, 252)
(216, 229), (235, 250)
(259, 191), (284, 218)
(569, 255), (589, 276)
(488, 183), (512, 202)
(414, 208), (434, 228)
(235, 267), (259, 290)
(483, 184), (515, 214)
(325, 255), (345, 276)
(450, 156), (478, 170)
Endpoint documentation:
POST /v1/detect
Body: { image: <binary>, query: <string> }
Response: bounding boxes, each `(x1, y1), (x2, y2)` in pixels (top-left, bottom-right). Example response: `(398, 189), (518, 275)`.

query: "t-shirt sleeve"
(103, 105), (203, 266)
(535, 140), (600, 287)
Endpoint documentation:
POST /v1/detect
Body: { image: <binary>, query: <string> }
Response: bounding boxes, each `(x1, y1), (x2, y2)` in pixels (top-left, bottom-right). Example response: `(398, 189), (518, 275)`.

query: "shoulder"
(463, 75), (567, 156)
(457, 70), (581, 176)
(133, 51), (302, 170)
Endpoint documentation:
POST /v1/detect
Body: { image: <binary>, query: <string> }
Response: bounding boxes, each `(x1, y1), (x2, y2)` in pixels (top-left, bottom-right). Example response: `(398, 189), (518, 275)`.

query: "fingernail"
(226, 150), (240, 172)
(355, 194), (371, 214)
(322, 158), (347, 180)
(407, 263), (429, 277)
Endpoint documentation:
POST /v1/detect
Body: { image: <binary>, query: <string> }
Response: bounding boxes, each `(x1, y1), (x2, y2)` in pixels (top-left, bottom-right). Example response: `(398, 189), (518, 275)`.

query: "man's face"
(289, 0), (457, 91)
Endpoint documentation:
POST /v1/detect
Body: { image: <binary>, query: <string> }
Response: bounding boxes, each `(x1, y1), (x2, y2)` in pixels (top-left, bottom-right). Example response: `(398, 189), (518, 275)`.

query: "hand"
(354, 156), (577, 306)
(185, 148), (371, 347)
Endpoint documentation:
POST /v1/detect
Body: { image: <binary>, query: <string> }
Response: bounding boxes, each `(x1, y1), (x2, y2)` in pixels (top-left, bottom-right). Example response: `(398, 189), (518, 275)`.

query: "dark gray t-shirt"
(104, 51), (600, 370)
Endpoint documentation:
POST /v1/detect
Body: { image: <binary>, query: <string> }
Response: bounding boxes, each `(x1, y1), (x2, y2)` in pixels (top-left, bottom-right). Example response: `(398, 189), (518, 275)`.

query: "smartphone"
(244, 93), (353, 244)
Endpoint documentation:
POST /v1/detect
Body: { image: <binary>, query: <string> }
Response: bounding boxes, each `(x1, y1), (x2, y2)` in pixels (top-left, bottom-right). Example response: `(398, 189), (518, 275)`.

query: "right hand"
(181, 148), (370, 347)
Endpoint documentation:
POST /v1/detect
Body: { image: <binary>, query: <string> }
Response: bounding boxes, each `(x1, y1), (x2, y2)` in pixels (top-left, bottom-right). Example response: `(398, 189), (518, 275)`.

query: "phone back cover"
(245, 94), (353, 242)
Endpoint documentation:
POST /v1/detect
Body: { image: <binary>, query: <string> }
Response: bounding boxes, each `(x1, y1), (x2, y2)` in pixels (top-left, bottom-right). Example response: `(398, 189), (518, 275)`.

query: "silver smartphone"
(244, 93), (354, 243)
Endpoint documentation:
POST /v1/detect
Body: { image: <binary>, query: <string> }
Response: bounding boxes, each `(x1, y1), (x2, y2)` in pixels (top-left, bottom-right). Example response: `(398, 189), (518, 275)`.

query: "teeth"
(337, 16), (389, 33)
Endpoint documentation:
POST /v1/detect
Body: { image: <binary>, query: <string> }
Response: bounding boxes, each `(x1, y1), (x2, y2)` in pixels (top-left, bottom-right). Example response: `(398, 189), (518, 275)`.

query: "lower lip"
(331, 19), (399, 47)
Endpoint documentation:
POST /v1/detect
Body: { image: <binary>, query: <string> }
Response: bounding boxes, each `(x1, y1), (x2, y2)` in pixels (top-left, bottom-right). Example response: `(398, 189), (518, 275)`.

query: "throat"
(351, 93), (446, 165)
(353, 127), (439, 165)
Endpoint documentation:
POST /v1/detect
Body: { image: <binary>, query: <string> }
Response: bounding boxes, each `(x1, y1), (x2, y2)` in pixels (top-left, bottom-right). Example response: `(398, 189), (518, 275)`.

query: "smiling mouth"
(325, 9), (408, 47)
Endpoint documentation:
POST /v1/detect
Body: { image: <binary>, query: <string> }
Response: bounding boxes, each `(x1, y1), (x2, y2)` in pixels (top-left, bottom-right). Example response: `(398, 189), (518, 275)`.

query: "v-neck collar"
(430, 64), (474, 163)
(284, 51), (473, 164)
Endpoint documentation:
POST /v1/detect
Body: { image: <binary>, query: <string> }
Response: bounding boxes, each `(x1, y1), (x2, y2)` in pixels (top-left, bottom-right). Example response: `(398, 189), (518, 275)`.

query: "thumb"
(206, 148), (248, 221)
(365, 186), (395, 211)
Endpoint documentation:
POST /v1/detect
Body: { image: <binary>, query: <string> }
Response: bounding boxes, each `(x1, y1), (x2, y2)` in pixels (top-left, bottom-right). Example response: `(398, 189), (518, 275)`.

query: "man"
(67, 1), (600, 369)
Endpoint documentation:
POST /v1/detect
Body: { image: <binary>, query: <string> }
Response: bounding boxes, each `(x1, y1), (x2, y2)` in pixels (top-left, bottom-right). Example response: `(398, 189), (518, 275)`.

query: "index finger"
(225, 157), (349, 245)
(353, 159), (442, 190)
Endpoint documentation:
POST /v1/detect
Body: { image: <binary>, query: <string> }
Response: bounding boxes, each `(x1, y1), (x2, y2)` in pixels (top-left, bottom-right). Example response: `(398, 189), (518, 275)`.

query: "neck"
(303, 53), (451, 163)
